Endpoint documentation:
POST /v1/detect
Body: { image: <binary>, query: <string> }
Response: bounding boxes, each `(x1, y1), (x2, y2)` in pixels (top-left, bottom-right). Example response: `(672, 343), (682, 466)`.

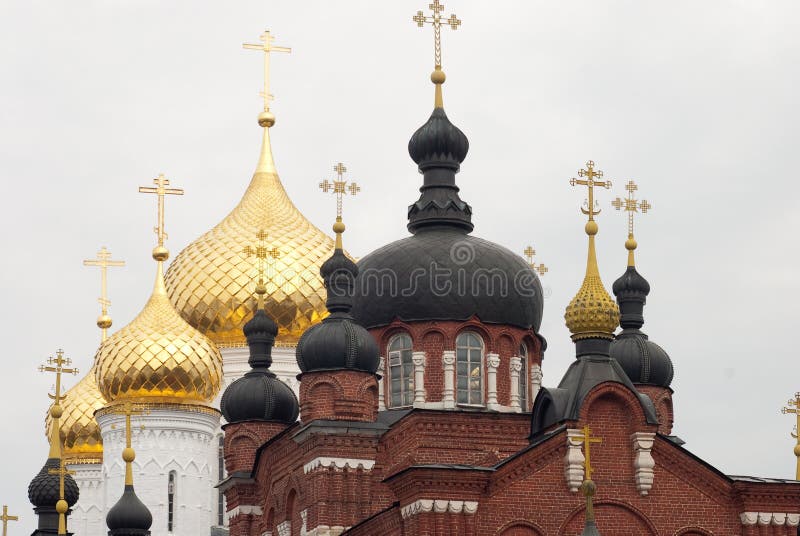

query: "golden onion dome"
(46, 366), (106, 464)
(165, 126), (333, 347)
(564, 220), (619, 340)
(96, 261), (223, 403)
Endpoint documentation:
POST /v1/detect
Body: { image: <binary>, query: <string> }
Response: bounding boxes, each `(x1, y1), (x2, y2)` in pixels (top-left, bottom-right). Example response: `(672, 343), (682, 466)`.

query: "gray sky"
(2, 1), (799, 532)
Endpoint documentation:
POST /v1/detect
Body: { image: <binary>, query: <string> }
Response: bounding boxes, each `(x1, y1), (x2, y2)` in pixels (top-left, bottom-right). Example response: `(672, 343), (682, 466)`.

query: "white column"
(509, 356), (522, 412)
(564, 429), (585, 492)
(412, 351), (426, 407)
(530, 363), (543, 406)
(442, 351), (456, 409)
(377, 356), (386, 411)
(486, 353), (500, 410)
(631, 432), (656, 495)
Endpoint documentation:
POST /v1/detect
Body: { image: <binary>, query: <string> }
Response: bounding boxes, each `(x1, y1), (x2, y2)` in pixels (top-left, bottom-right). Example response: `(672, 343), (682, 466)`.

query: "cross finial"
(781, 392), (800, 480)
(569, 161), (612, 223)
(83, 247), (125, 341)
(523, 245), (548, 276)
(576, 424), (603, 481)
(47, 458), (76, 535)
(320, 162), (360, 250)
(1, 505), (18, 536)
(39, 349), (79, 405)
(243, 31), (291, 123)
(243, 229), (281, 309)
(138, 174), (184, 261)
(612, 180), (651, 267)
(413, 1), (461, 107)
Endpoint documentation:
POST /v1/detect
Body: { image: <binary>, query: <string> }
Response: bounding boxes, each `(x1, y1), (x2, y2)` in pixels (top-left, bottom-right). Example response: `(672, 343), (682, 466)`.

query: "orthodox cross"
(138, 174), (184, 248)
(1, 505), (18, 536)
(83, 247), (125, 341)
(39, 349), (78, 405)
(576, 424), (603, 481)
(570, 161), (612, 221)
(523, 245), (548, 276)
(47, 459), (75, 536)
(781, 392), (800, 480)
(243, 229), (281, 307)
(413, 0), (461, 69)
(611, 180), (651, 239)
(243, 31), (291, 112)
(319, 162), (360, 222)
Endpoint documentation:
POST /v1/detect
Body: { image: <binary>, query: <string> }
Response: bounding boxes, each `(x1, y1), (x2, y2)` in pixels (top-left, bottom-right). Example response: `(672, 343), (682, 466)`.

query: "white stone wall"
(66, 462), (105, 536)
(98, 406), (220, 536)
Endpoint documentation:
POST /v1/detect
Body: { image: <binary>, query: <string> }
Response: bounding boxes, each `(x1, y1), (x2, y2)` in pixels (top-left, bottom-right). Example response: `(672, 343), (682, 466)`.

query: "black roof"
(106, 485), (153, 536)
(28, 457), (78, 508)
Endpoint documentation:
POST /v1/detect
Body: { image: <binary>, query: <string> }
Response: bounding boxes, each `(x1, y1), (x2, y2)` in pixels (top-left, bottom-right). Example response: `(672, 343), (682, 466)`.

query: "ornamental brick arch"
(496, 520), (544, 535)
(674, 528), (714, 536)
(455, 320), (494, 353)
(578, 381), (656, 432)
(559, 500), (658, 535)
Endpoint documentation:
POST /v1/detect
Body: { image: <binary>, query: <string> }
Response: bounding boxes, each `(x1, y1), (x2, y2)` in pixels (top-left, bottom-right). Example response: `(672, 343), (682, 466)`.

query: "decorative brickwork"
(299, 371), (378, 424)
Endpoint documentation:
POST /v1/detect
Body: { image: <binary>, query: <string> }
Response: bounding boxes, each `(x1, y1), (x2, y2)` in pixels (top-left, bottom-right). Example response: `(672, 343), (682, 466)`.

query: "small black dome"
(610, 265), (673, 388)
(352, 228), (543, 331)
(296, 247), (380, 374)
(221, 308), (299, 423)
(28, 458), (79, 508)
(408, 107), (469, 172)
(610, 332), (673, 387)
(106, 485), (152, 535)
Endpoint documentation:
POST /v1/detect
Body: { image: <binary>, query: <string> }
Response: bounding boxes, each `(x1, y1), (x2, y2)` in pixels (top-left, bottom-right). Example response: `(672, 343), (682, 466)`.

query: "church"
(25, 4), (800, 536)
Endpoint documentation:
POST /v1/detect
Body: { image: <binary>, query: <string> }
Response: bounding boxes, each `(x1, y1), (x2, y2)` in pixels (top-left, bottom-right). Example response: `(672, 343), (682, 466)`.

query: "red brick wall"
(299, 370), (378, 423)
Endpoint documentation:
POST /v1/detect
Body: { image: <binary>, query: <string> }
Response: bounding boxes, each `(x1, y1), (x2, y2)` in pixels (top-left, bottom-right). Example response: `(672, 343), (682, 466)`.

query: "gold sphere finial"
(431, 69), (446, 85)
(332, 220), (346, 235)
(97, 315), (112, 329)
(55, 500), (68, 515)
(255, 280), (267, 296)
(625, 237), (637, 251)
(50, 404), (63, 419)
(585, 220), (598, 236)
(152, 246), (169, 262)
(794, 444), (800, 457)
(122, 447), (136, 463)
(258, 110), (276, 128)
(581, 479), (597, 497)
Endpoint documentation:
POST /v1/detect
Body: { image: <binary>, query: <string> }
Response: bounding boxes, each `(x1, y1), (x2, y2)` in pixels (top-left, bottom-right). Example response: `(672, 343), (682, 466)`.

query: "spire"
(781, 392), (800, 480)
(83, 247), (125, 341)
(564, 161), (619, 346)
(243, 31), (291, 174)
(407, 2), (471, 234)
(105, 403), (153, 536)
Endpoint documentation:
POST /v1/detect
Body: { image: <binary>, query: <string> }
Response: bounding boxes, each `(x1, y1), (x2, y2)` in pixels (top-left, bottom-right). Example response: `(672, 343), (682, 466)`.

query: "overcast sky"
(2, 1), (799, 532)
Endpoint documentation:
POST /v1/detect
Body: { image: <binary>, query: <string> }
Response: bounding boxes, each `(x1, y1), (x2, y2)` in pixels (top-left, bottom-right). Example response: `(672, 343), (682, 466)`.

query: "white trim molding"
(486, 353), (501, 410)
(564, 429), (585, 492)
(277, 520), (292, 536)
(442, 351), (456, 409)
(530, 363), (543, 406)
(304, 525), (349, 536)
(377, 356), (386, 411)
(303, 457), (376, 474)
(412, 351), (427, 407)
(509, 356), (522, 412)
(400, 499), (479, 519)
(631, 432), (656, 495)
(740, 512), (800, 526)
(228, 505), (263, 519)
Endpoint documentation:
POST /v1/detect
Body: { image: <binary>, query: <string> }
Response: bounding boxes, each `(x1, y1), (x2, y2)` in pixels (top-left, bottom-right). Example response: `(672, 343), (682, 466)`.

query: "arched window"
(456, 332), (484, 405)
(167, 470), (177, 532)
(518, 343), (528, 410)
(388, 333), (414, 407)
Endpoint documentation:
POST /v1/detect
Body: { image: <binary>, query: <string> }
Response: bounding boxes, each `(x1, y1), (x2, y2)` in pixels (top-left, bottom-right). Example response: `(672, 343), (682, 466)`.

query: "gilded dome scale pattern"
(165, 128), (334, 346)
(95, 262), (223, 403)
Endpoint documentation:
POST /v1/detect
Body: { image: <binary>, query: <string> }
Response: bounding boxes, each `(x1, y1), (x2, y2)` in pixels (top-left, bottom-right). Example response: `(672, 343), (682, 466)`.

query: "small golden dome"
(46, 365), (106, 463)
(564, 226), (619, 340)
(165, 127), (333, 346)
(96, 262), (222, 403)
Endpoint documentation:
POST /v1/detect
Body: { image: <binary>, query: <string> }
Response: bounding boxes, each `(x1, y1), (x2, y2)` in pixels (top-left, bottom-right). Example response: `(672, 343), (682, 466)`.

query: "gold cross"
(781, 392), (800, 480)
(47, 458), (75, 536)
(107, 402), (148, 486)
(243, 230), (281, 307)
(243, 31), (291, 113)
(319, 162), (360, 221)
(523, 245), (548, 276)
(570, 161), (612, 221)
(138, 174), (184, 249)
(39, 350), (79, 404)
(83, 247), (125, 341)
(413, 0), (461, 69)
(576, 424), (603, 481)
(612, 180), (651, 239)
(1, 505), (18, 536)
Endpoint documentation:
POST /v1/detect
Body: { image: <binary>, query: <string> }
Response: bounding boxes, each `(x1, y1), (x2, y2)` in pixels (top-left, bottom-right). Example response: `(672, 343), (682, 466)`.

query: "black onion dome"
(221, 308), (299, 424)
(408, 107), (469, 172)
(106, 485), (152, 536)
(352, 228), (544, 331)
(296, 248), (380, 374)
(610, 265), (674, 388)
(28, 458), (79, 508)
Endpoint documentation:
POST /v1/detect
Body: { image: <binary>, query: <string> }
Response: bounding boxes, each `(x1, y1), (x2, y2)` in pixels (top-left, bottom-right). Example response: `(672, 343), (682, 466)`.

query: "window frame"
(167, 470), (177, 532)
(455, 331), (485, 406)
(387, 333), (414, 408)
(518, 342), (528, 411)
